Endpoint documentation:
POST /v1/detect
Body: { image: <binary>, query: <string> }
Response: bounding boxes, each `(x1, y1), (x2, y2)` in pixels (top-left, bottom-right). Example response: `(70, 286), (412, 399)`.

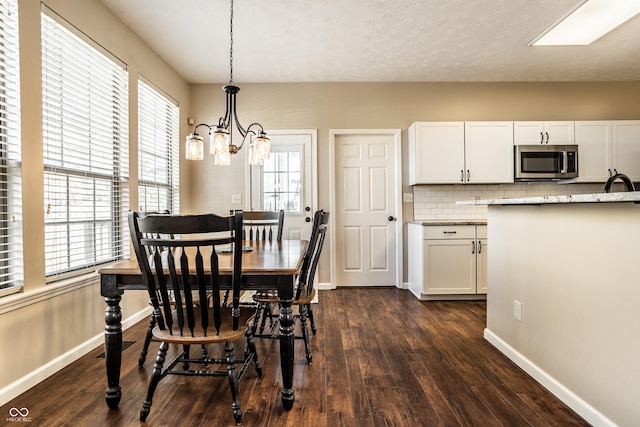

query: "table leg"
(279, 297), (295, 410)
(104, 294), (123, 409)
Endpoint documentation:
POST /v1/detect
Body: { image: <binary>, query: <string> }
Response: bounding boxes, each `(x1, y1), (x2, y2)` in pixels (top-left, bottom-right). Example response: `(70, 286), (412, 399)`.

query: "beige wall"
(188, 81), (640, 284)
(486, 202), (640, 426)
(1, 0), (190, 402)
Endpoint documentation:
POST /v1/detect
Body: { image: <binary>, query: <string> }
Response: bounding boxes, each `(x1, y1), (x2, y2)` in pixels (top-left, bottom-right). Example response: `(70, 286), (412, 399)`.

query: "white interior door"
(249, 130), (317, 240)
(330, 130), (402, 287)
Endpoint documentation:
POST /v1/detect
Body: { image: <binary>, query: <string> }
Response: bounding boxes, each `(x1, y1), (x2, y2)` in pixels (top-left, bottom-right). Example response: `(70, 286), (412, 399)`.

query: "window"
(0, 0), (23, 295)
(261, 146), (303, 213)
(41, 9), (129, 279)
(137, 78), (179, 213)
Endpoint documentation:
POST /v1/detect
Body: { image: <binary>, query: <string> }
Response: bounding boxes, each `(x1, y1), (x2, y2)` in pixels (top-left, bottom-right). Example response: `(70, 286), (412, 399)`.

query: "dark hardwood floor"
(1, 288), (590, 426)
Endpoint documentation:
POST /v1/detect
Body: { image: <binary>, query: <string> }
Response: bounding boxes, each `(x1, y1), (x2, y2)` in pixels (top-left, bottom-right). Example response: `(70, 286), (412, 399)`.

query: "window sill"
(0, 285), (23, 298)
(0, 273), (99, 315)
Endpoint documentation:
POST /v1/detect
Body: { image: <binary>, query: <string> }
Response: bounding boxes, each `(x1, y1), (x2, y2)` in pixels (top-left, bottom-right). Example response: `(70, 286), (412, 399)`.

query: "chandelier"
(185, 0), (270, 165)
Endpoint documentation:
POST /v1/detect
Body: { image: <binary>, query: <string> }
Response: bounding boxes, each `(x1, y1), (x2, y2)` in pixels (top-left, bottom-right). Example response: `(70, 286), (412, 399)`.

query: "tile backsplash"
(412, 182), (606, 221)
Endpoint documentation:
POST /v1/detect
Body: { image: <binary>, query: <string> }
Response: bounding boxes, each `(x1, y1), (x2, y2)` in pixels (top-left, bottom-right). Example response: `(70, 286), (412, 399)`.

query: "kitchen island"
(459, 192), (640, 427)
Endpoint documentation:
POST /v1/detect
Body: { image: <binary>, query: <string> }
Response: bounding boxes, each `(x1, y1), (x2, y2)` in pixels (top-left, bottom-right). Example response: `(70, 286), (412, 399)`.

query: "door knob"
(305, 206), (311, 212)
(388, 216), (395, 222)
(305, 217), (311, 223)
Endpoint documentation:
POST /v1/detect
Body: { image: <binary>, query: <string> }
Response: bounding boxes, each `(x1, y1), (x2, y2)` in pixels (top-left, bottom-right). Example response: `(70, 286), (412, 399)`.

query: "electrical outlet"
(231, 194), (242, 204)
(513, 300), (522, 321)
(403, 192), (414, 203)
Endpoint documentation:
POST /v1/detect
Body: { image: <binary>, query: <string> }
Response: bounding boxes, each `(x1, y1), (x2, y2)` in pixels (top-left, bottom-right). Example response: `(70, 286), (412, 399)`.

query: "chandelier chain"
(229, 0), (234, 85)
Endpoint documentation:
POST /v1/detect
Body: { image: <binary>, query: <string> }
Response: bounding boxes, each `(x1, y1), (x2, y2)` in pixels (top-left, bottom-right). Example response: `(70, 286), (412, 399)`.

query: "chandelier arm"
(235, 122), (265, 152)
(191, 123), (212, 135)
(231, 96), (247, 138)
(245, 122), (265, 135)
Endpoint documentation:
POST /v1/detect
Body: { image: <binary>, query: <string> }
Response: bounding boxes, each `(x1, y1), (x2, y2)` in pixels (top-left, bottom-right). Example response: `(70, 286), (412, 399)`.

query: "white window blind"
(41, 11), (129, 279)
(0, 0), (23, 295)
(138, 78), (180, 213)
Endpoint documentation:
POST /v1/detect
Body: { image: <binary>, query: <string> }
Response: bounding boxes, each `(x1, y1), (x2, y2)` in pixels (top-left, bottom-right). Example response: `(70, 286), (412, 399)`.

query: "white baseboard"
(0, 306), (152, 407)
(484, 328), (616, 427)
(318, 282), (335, 290)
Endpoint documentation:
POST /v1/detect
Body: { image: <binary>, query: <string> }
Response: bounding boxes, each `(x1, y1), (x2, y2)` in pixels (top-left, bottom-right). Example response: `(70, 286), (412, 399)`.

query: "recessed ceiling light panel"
(531, 0), (640, 46)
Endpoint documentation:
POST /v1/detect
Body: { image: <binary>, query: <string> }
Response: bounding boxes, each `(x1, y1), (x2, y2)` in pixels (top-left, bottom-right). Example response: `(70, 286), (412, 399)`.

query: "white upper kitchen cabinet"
(576, 120), (640, 182)
(408, 121), (513, 184)
(408, 122), (464, 184)
(514, 121), (574, 145)
(464, 122), (514, 183)
(575, 121), (611, 182)
(612, 121), (640, 181)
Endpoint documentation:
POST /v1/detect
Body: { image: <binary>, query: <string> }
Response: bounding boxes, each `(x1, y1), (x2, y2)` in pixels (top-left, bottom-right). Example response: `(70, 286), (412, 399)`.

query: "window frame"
(137, 76), (180, 214)
(41, 7), (130, 281)
(0, 0), (24, 297)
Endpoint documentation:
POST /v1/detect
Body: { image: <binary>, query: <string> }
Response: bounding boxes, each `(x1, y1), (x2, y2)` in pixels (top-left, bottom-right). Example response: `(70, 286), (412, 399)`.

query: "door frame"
(244, 129), (318, 216)
(329, 129), (403, 289)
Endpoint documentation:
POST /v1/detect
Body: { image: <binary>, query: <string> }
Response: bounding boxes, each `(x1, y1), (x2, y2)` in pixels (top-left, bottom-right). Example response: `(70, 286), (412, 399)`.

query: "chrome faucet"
(603, 173), (636, 193)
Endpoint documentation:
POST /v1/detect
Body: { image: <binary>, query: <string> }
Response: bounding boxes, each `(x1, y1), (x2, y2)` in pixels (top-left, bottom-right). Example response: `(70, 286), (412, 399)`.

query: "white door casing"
(330, 129), (402, 288)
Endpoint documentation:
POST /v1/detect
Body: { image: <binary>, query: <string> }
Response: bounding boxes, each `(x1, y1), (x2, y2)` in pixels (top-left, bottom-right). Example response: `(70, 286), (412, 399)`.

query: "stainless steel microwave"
(515, 145), (578, 181)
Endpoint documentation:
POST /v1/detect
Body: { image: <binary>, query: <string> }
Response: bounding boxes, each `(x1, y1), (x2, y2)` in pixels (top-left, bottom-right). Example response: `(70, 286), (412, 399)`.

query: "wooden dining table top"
(98, 239), (308, 277)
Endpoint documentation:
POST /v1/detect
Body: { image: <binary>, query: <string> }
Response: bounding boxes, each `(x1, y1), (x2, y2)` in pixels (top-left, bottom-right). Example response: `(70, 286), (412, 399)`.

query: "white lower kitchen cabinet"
(408, 223), (487, 300)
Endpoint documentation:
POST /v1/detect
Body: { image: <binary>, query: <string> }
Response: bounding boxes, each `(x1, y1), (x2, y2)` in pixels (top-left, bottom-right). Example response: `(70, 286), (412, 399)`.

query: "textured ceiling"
(99, 0), (640, 83)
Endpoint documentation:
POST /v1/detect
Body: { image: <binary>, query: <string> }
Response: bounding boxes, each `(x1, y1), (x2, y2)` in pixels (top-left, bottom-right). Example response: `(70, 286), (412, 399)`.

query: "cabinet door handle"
(460, 170), (464, 182)
(471, 241), (475, 254)
(466, 169), (470, 182)
(540, 132), (544, 144)
(478, 240), (482, 254)
(608, 168), (613, 177)
(545, 131), (549, 144)
(443, 231), (457, 234)
(614, 168), (618, 175)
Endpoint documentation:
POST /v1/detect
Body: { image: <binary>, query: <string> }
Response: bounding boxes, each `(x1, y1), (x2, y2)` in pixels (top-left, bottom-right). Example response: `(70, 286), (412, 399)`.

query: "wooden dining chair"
(226, 210), (284, 333)
(136, 210), (211, 367)
(241, 209), (284, 241)
(252, 210), (329, 365)
(128, 210), (262, 424)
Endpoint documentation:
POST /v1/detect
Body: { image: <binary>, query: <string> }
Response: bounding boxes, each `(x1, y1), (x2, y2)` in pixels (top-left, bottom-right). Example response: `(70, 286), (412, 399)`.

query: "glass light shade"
(249, 132), (271, 165)
(210, 127), (230, 156)
(214, 151), (231, 166)
(248, 132), (270, 165)
(248, 142), (261, 165)
(256, 132), (270, 159)
(185, 134), (204, 160)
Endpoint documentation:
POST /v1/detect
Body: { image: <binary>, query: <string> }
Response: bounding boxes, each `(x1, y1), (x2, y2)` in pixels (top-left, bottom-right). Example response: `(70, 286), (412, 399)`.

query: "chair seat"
(294, 287), (316, 306)
(153, 309), (256, 345)
(252, 290), (280, 304)
(253, 287), (316, 306)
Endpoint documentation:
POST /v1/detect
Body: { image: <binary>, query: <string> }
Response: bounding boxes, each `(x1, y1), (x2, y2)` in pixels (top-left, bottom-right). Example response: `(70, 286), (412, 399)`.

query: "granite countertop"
(457, 191), (640, 206)
(409, 220), (487, 226)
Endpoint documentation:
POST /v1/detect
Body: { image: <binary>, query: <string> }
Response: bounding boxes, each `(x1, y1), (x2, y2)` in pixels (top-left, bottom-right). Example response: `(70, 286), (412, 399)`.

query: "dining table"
(98, 239), (308, 411)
